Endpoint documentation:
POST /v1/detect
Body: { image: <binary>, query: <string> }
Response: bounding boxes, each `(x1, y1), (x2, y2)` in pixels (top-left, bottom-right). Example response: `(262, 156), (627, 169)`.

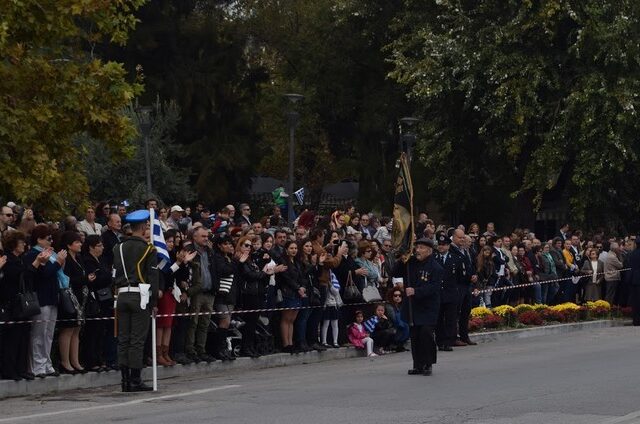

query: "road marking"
(600, 409), (640, 424)
(0, 384), (241, 422)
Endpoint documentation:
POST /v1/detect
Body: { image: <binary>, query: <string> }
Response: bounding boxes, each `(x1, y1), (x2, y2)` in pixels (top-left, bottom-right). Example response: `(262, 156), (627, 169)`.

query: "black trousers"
(436, 301), (458, 347)
(410, 325), (436, 370)
(371, 328), (395, 350)
(457, 286), (472, 342)
(630, 285), (640, 326)
(82, 319), (105, 369)
(241, 294), (263, 351)
(1, 322), (30, 379)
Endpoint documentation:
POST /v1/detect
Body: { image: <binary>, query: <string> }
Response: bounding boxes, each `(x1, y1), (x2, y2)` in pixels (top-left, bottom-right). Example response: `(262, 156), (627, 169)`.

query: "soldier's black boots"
(129, 368), (153, 392)
(120, 366), (130, 392)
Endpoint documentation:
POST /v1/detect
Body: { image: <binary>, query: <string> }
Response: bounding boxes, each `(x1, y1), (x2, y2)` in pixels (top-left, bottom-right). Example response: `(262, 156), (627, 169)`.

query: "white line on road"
(0, 384), (241, 423)
(600, 409), (640, 424)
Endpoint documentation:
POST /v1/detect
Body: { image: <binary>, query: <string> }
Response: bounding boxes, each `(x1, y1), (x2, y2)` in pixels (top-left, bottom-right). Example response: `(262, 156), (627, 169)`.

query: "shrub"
(469, 317), (483, 332)
(514, 304), (534, 315)
(471, 306), (493, 319)
(621, 307), (633, 318)
(518, 310), (543, 326)
(482, 314), (503, 328)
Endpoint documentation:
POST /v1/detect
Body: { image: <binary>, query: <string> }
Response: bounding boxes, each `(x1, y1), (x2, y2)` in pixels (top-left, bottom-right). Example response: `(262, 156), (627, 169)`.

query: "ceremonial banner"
(391, 153), (414, 262)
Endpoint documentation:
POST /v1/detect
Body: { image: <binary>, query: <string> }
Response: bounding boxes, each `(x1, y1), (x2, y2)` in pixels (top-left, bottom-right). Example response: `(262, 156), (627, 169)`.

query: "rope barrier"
(0, 269), (631, 325)
(476, 268), (631, 294)
(0, 301), (378, 325)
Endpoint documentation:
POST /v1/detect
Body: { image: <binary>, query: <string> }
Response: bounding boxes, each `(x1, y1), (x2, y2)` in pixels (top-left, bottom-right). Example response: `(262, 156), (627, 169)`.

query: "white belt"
(118, 287), (141, 293)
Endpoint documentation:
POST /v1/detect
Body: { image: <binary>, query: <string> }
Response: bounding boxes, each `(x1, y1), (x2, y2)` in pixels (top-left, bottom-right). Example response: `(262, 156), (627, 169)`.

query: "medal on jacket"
(420, 270), (430, 281)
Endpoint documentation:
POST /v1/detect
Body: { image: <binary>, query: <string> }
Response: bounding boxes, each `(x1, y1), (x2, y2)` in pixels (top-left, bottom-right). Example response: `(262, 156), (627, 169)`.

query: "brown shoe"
(162, 345), (177, 366)
(454, 340), (468, 347)
(156, 346), (172, 366)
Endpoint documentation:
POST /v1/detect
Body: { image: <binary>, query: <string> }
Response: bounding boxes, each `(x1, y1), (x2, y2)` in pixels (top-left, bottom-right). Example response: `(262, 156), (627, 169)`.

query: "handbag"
(362, 281), (382, 303)
(308, 276), (322, 307)
(14, 274), (41, 319)
(96, 287), (113, 302)
(342, 271), (362, 303)
(84, 292), (101, 318)
(59, 287), (78, 315)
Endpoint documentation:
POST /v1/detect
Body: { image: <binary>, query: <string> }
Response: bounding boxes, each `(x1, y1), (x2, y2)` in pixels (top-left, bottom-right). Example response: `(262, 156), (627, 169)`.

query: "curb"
(0, 319), (630, 399)
(469, 319), (630, 344)
(0, 347), (364, 399)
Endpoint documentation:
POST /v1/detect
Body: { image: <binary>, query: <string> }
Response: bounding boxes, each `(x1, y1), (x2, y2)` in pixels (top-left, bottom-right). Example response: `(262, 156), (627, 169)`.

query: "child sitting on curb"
(364, 304), (396, 355)
(348, 310), (376, 357)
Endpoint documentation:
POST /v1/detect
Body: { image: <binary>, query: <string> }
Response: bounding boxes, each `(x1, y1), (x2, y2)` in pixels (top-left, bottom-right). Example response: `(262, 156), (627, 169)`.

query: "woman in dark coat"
(81, 235), (112, 372)
(276, 241), (307, 352)
(58, 231), (95, 374)
(0, 231), (42, 380)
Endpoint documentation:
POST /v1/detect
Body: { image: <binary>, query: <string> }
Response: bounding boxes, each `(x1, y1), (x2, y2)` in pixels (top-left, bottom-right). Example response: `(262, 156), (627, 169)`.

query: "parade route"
(1, 326), (639, 424)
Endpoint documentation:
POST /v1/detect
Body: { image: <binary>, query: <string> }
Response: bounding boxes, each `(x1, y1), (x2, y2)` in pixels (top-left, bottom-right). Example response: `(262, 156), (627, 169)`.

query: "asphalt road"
(2, 326), (640, 424)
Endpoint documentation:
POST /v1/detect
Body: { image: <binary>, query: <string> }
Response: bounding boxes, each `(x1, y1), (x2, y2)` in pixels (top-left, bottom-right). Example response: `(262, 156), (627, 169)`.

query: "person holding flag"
(391, 153), (443, 376)
(113, 210), (159, 392)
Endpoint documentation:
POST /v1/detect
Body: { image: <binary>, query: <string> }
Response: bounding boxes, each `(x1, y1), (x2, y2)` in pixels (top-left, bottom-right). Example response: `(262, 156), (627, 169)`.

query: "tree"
(82, 99), (195, 207)
(0, 0), (145, 217)
(389, 0), (640, 230)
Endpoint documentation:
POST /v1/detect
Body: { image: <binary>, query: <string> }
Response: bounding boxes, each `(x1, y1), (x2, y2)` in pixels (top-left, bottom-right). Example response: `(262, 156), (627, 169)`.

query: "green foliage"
(0, 0), (145, 217)
(389, 0), (640, 229)
(82, 99), (195, 207)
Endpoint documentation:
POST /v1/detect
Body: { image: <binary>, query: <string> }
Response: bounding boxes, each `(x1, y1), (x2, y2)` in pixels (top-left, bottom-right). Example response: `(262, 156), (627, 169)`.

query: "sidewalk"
(0, 319), (629, 399)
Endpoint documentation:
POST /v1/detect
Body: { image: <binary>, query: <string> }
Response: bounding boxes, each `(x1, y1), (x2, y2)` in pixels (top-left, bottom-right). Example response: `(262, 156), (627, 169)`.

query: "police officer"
(402, 237), (443, 376)
(435, 233), (460, 351)
(113, 210), (159, 392)
(448, 229), (478, 346)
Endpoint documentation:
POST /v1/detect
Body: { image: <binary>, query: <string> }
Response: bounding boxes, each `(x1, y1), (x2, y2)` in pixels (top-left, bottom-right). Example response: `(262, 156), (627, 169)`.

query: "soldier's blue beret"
(125, 209), (150, 223)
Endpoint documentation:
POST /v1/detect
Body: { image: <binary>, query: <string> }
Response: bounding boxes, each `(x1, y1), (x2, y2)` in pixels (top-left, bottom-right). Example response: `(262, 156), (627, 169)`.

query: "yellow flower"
(593, 300), (611, 310)
(550, 302), (581, 312)
(532, 304), (549, 311)
(492, 305), (515, 317)
(470, 306), (493, 319)
(514, 304), (534, 314)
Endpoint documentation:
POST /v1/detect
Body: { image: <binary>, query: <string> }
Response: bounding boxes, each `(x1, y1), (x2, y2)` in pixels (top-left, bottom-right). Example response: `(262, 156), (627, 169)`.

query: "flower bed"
(469, 300), (631, 332)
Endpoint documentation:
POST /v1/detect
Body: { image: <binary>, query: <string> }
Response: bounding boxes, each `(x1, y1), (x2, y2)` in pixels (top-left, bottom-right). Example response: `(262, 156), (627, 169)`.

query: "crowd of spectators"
(0, 199), (636, 382)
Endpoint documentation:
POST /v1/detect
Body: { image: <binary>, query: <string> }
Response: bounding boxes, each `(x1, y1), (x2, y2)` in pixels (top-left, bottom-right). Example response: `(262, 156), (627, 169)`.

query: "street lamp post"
(399, 117), (420, 164)
(136, 105), (154, 197)
(283, 93), (304, 224)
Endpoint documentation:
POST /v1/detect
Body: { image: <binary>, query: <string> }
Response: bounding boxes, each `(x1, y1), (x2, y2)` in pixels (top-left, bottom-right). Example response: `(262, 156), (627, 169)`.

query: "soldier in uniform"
(435, 233), (461, 351)
(401, 237), (443, 376)
(113, 210), (159, 392)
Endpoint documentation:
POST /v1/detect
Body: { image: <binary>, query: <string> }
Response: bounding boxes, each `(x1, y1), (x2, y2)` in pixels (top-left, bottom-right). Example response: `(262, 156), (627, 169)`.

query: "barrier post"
(151, 309), (158, 391)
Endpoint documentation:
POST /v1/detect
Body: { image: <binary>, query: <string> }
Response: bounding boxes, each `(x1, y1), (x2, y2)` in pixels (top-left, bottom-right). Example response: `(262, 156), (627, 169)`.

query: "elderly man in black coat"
(401, 237), (443, 376)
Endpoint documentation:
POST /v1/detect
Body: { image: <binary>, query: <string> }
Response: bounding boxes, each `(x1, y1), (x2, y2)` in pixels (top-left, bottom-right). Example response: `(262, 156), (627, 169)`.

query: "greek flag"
(364, 316), (379, 334)
(294, 187), (305, 205)
(149, 209), (171, 272)
(330, 270), (340, 290)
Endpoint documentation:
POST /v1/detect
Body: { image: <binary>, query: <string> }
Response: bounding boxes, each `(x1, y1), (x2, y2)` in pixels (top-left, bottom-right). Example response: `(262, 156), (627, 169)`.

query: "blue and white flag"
(149, 209), (171, 272)
(364, 316), (379, 334)
(294, 187), (305, 206)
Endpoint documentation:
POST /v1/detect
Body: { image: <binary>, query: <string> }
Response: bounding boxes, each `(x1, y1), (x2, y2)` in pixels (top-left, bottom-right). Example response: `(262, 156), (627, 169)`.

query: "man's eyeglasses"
(4, 213), (13, 217)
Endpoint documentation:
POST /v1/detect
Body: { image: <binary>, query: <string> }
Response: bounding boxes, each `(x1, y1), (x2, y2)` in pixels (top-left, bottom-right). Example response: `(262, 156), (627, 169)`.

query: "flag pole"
(149, 208), (158, 392)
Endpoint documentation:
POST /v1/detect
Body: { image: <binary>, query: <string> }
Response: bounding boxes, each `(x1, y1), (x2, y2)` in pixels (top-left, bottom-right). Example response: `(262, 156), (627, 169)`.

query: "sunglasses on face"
(4, 213), (13, 217)
(243, 243), (252, 248)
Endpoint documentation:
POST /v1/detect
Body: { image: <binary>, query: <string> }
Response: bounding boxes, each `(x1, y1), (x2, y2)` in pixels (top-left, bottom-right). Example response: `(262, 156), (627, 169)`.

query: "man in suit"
(603, 242), (624, 305)
(236, 203), (252, 227)
(628, 237), (640, 326)
(101, 213), (122, 269)
(558, 223), (570, 241)
(450, 229), (478, 346)
(435, 233), (461, 352)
